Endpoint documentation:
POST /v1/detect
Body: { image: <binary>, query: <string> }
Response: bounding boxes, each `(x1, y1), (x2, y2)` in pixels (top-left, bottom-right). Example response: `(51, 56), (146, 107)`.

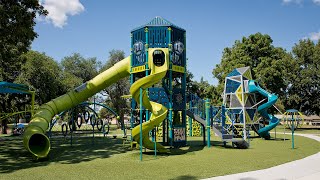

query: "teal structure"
(212, 66), (280, 148)
(130, 17), (187, 147)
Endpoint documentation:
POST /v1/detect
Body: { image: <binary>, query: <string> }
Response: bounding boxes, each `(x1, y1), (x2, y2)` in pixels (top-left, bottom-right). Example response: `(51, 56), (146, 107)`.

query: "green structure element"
(23, 17), (188, 159)
(130, 53), (170, 155)
(130, 16), (187, 149)
(283, 109), (304, 149)
(283, 109), (304, 130)
(0, 81), (35, 122)
(48, 101), (120, 139)
(23, 57), (131, 158)
(22, 17), (283, 159)
(186, 120), (202, 137)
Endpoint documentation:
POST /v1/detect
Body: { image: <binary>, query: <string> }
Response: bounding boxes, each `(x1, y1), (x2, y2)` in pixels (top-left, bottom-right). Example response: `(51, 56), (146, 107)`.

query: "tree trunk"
(1, 119), (8, 134)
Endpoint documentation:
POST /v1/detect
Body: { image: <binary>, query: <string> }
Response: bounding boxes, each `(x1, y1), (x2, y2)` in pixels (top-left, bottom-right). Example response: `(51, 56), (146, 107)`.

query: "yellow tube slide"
(130, 48), (169, 153)
(23, 57), (130, 158)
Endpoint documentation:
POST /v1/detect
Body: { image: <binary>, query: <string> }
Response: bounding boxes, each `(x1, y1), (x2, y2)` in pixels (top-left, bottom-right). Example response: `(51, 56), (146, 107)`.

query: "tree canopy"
(16, 51), (65, 104)
(61, 53), (101, 83)
(286, 39), (320, 115)
(213, 33), (292, 108)
(101, 50), (129, 127)
(0, 0), (47, 82)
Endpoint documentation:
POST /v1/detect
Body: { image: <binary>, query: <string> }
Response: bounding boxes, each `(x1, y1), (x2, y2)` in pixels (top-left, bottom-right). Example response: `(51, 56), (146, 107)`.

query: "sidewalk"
(205, 133), (320, 180)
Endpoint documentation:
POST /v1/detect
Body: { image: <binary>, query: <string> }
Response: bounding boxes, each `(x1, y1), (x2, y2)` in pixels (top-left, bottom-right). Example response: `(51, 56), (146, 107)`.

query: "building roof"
(131, 16), (185, 32)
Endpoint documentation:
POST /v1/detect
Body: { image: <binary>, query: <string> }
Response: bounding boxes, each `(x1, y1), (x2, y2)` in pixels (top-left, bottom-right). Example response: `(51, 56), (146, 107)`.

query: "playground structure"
(48, 102), (122, 141)
(22, 17), (281, 159)
(211, 67), (280, 148)
(283, 109), (304, 130)
(282, 109), (304, 149)
(0, 82), (35, 135)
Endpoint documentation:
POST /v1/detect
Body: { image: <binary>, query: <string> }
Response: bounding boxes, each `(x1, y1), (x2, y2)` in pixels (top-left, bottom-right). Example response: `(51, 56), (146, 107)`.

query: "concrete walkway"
(205, 133), (320, 180)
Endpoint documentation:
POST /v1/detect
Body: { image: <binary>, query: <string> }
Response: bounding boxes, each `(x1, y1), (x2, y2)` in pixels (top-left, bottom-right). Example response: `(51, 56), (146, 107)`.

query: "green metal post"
(31, 91), (35, 117)
(139, 88), (143, 161)
(154, 127), (157, 158)
(130, 33), (134, 143)
(291, 114), (294, 149)
(145, 27), (149, 123)
(168, 27), (173, 147)
(205, 99), (210, 147)
(189, 101), (193, 137)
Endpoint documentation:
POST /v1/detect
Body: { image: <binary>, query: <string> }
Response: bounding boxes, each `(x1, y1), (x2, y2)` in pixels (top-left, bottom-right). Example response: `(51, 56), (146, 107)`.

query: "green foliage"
(194, 77), (221, 105)
(101, 50), (129, 126)
(213, 33), (293, 108)
(16, 51), (65, 104)
(0, 0), (47, 82)
(185, 70), (198, 95)
(287, 39), (320, 115)
(61, 53), (101, 83)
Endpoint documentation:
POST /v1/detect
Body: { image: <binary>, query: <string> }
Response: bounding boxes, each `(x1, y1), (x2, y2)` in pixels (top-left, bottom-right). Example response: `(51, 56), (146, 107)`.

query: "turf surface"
(0, 131), (319, 180)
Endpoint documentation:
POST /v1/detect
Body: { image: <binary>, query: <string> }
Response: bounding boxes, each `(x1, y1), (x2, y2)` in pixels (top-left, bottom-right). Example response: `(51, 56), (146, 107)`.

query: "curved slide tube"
(23, 57), (131, 158)
(130, 49), (169, 153)
(248, 80), (279, 139)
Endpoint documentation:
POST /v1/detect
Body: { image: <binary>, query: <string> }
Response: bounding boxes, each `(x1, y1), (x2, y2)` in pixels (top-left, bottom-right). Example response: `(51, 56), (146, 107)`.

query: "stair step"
(222, 134), (233, 139)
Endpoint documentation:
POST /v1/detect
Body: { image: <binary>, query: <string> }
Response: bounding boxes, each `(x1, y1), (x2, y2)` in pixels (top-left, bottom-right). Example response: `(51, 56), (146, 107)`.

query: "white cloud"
(282, 0), (303, 4)
(282, 0), (320, 5)
(313, 0), (320, 5)
(41, 0), (84, 28)
(308, 31), (320, 41)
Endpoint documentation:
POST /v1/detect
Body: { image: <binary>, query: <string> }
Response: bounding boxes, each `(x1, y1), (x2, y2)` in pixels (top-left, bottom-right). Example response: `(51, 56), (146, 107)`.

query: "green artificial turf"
(0, 132), (319, 180)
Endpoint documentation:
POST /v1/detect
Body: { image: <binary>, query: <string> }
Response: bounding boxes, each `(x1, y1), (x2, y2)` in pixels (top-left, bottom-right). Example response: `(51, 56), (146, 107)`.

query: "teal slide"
(248, 80), (279, 139)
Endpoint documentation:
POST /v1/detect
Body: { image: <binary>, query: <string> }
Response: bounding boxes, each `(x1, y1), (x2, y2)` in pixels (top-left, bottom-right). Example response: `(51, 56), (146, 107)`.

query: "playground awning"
(0, 81), (31, 94)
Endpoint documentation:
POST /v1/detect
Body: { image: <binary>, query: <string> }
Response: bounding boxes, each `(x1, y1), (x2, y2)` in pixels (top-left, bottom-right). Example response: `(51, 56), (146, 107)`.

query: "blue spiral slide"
(248, 80), (279, 139)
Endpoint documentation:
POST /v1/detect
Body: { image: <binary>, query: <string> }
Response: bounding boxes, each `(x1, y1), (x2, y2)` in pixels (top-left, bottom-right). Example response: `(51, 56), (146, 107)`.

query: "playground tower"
(223, 67), (258, 141)
(130, 17), (187, 147)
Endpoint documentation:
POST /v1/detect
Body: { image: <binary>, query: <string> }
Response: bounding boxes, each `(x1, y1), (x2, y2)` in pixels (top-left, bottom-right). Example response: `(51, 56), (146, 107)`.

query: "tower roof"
(132, 16), (185, 32)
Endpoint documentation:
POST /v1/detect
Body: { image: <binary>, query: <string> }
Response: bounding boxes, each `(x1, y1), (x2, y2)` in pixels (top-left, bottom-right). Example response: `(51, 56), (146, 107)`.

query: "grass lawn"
(0, 131), (319, 180)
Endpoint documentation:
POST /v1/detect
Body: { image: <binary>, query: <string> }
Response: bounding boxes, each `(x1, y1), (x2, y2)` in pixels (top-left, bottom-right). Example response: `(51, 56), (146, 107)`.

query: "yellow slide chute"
(23, 57), (131, 158)
(130, 48), (169, 153)
(24, 48), (170, 158)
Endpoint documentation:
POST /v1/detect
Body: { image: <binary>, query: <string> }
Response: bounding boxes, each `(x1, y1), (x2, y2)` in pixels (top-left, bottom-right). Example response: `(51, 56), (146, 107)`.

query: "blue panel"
(227, 69), (241, 77)
(149, 27), (168, 48)
(148, 87), (169, 108)
(132, 28), (146, 67)
(171, 28), (185, 66)
(225, 79), (241, 93)
(189, 94), (206, 119)
(132, 16), (185, 32)
(172, 88), (185, 110)
(247, 109), (256, 121)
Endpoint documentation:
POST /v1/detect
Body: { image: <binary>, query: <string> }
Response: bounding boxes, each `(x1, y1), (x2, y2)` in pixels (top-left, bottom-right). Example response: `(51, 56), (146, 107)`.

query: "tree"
(185, 70), (199, 95)
(61, 53), (101, 83)
(101, 50), (129, 128)
(0, 0), (47, 82)
(16, 51), (66, 104)
(212, 33), (292, 106)
(287, 39), (320, 115)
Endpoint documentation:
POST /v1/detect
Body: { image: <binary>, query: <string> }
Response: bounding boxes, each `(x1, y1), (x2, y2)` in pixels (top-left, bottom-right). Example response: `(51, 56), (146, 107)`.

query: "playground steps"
(212, 124), (235, 142)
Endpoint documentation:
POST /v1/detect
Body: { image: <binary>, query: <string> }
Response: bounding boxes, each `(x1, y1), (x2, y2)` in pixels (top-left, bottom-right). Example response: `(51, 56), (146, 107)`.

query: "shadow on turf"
(141, 139), (235, 158)
(170, 175), (198, 180)
(0, 136), (131, 173)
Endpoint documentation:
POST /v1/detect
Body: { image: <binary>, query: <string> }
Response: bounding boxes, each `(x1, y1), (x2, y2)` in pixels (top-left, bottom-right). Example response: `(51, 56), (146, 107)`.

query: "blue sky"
(33, 0), (320, 85)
